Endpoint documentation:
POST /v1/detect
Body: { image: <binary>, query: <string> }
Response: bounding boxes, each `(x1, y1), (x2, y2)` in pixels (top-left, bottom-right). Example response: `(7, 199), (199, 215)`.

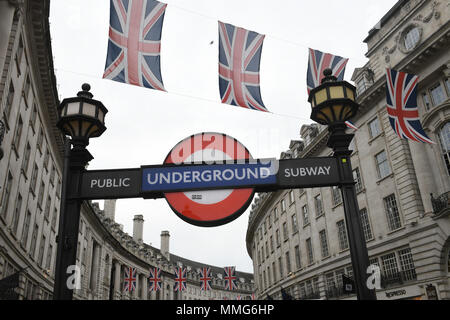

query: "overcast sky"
(49, 0), (398, 273)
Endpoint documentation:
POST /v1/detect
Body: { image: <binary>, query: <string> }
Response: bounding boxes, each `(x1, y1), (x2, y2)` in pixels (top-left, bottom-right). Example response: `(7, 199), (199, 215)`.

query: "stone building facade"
(246, 0), (450, 300)
(0, 0), (254, 300)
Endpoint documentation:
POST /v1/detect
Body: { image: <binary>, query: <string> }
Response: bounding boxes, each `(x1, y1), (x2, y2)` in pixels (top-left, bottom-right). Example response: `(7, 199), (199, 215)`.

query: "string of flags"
(103, 0), (433, 145)
(123, 266), (255, 299)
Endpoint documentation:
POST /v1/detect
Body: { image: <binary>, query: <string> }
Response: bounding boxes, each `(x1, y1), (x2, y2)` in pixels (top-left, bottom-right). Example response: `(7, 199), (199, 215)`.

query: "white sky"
(49, 0), (398, 273)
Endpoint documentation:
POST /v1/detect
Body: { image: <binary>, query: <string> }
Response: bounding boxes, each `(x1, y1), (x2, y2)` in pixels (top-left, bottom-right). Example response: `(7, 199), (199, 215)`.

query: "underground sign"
(163, 133), (256, 227)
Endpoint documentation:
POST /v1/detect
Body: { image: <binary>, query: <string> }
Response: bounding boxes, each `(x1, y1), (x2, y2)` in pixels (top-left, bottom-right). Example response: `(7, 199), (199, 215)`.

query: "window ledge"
(368, 131), (385, 145)
(386, 226), (406, 236)
(303, 223), (310, 228)
(376, 172), (394, 185)
(316, 213), (325, 220)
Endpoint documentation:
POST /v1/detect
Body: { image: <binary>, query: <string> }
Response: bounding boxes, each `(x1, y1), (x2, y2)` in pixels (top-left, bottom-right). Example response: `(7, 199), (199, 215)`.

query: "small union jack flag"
(103, 0), (167, 91)
(124, 267), (137, 292)
(200, 267), (212, 291)
(173, 267), (187, 292)
(223, 266), (237, 291)
(345, 120), (358, 131)
(385, 68), (433, 144)
(218, 21), (268, 112)
(307, 48), (349, 94)
(148, 267), (162, 291)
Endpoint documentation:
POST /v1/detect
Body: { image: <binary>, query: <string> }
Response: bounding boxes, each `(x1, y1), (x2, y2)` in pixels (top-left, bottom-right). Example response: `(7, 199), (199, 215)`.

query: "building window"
(359, 208), (373, 241)
(306, 238), (314, 265)
(51, 207), (57, 231)
(285, 251), (291, 274)
(337, 220), (349, 251)
(314, 194), (324, 217)
(38, 235), (46, 266)
(422, 93), (432, 110)
(30, 104), (37, 130)
(430, 82), (446, 106)
(272, 262), (277, 282)
(273, 207), (278, 220)
(404, 27), (420, 51)
(270, 236), (274, 252)
(384, 194), (402, 231)
(37, 181), (45, 209)
(375, 150), (391, 179)
(16, 36), (24, 71)
(24, 73), (31, 99)
(294, 245), (301, 269)
(37, 127), (44, 152)
(56, 178), (62, 199)
(30, 224), (39, 259)
(438, 122), (450, 175)
(30, 163), (38, 192)
(302, 205), (309, 226)
(21, 210), (31, 247)
(278, 257), (283, 278)
(13, 116), (23, 152)
(398, 248), (416, 281)
(368, 117), (381, 138)
(282, 222), (288, 241)
(381, 252), (399, 280)
(319, 230), (329, 258)
(331, 186), (342, 206)
(4, 80), (14, 121)
(291, 214), (298, 233)
(11, 193), (22, 235)
(46, 244), (53, 271)
(275, 229), (281, 247)
(1, 172), (13, 219)
(353, 167), (363, 193)
(265, 241), (269, 258)
(289, 190), (294, 204)
(44, 196), (51, 221)
(43, 148), (50, 171)
(281, 199), (286, 213)
(22, 142), (31, 175)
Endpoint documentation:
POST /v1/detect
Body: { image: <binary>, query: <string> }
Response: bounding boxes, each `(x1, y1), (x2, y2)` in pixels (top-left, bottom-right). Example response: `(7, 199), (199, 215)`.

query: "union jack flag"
(173, 267), (187, 292)
(345, 120), (358, 131)
(385, 68), (434, 144)
(218, 21), (268, 112)
(148, 267), (162, 291)
(307, 48), (349, 94)
(200, 267), (212, 291)
(103, 0), (167, 91)
(223, 266), (237, 290)
(124, 267), (137, 292)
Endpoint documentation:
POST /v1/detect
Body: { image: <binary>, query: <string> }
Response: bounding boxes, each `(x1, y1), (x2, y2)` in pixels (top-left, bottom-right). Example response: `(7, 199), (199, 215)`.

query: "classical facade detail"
(247, 0), (450, 300)
(0, 0), (254, 300)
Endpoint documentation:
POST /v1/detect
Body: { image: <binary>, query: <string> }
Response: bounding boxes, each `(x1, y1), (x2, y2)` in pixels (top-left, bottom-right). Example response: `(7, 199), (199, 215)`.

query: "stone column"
(142, 273), (148, 300)
(114, 261), (121, 300)
(133, 272), (139, 299)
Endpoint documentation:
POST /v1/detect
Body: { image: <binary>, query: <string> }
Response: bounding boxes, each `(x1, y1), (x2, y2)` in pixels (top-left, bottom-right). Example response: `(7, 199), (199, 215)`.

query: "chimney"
(104, 199), (117, 221)
(133, 215), (144, 243)
(160, 231), (170, 260)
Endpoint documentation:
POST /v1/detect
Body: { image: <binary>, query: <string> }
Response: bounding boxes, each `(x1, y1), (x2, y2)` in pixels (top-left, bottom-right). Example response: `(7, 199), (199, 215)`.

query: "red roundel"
(164, 133), (255, 227)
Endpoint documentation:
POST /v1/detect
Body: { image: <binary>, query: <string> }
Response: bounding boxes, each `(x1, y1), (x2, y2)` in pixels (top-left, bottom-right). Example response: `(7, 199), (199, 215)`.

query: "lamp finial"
(321, 68), (337, 84)
(77, 83), (93, 99)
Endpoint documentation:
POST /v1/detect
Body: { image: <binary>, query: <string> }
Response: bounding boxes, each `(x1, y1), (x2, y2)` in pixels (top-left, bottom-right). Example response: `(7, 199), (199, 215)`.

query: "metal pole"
(53, 139), (93, 300)
(328, 123), (377, 300)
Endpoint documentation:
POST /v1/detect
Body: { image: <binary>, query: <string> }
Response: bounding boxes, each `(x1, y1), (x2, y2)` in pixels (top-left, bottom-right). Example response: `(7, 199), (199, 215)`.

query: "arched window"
(438, 122), (450, 175)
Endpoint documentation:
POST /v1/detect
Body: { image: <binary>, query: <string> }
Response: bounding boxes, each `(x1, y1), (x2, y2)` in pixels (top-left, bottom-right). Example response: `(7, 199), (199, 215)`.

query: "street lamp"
(308, 69), (377, 300)
(53, 84), (108, 300)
